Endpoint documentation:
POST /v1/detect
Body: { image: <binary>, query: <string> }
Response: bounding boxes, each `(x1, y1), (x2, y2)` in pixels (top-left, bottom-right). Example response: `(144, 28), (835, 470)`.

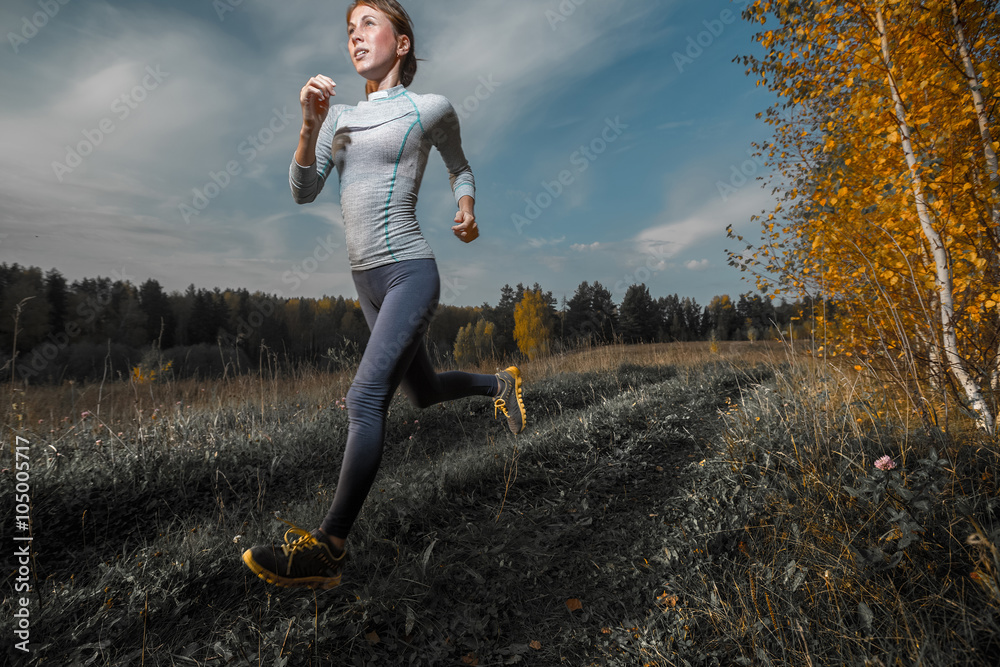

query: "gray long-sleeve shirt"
(289, 84), (475, 271)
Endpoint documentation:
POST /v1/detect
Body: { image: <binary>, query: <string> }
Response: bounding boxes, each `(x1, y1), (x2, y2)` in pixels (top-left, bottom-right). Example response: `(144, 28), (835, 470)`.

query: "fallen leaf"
(565, 598), (583, 612)
(365, 630), (380, 644)
(529, 640), (542, 650)
(657, 592), (679, 608)
(461, 653), (478, 666)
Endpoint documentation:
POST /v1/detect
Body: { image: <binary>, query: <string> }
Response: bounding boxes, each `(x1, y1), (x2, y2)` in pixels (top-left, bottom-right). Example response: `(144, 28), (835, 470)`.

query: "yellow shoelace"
(494, 397), (509, 419)
(276, 517), (321, 570)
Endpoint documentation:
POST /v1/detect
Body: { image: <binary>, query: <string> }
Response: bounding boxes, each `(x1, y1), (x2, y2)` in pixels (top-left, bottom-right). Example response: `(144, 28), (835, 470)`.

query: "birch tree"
(949, 0), (1000, 389)
(731, 0), (1000, 433)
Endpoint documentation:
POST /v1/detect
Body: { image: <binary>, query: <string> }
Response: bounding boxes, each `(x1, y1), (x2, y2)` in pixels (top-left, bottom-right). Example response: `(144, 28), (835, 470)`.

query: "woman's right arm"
(290, 75), (337, 204)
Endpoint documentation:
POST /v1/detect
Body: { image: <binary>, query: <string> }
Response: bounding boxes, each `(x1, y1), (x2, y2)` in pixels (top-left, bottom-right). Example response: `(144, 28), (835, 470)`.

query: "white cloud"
(634, 186), (773, 260)
(685, 259), (711, 271)
(527, 236), (566, 249)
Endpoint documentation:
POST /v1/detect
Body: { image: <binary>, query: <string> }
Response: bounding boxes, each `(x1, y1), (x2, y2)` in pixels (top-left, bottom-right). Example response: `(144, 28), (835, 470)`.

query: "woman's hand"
(453, 210), (479, 243)
(300, 75), (337, 131)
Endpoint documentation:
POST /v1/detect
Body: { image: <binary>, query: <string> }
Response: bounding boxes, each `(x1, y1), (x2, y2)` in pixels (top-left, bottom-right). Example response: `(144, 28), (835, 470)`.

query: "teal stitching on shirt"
(319, 158), (333, 180)
(319, 109), (348, 180)
(402, 92), (424, 132)
(384, 119), (420, 261)
(374, 90), (408, 103)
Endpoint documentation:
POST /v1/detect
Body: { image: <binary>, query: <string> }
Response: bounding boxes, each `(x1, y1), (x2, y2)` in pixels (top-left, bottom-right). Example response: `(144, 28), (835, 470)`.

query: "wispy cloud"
(527, 236), (566, 249)
(634, 186), (772, 260)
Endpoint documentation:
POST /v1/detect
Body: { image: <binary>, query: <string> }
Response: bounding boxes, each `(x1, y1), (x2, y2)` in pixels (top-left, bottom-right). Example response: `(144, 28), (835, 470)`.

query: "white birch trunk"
(949, 0), (1000, 393)
(950, 0), (1000, 234)
(918, 325), (944, 393)
(876, 5), (995, 435)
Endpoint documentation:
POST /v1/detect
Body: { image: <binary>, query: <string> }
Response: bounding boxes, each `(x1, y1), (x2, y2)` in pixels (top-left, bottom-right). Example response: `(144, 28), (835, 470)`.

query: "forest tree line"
(0, 264), (815, 383)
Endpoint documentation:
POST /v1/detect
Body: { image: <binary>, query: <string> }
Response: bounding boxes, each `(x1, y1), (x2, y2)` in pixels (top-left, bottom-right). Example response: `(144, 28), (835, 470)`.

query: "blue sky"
(0, 0), (775, 309)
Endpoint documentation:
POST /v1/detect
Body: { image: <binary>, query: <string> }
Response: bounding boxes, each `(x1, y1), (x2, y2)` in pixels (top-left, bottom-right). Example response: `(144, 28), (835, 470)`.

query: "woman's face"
(347, 5), (407, 83)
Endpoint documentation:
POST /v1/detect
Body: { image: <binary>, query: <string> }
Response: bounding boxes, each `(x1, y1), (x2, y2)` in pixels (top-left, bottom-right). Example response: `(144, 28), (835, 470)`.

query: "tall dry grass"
(2, 341), (781, 434)
(685, 345), (1000, 665)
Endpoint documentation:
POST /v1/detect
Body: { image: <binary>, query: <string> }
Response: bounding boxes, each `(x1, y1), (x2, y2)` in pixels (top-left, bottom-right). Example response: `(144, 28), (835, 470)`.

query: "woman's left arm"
(453, 195), (478, 243)
(429, 96), (478, 244)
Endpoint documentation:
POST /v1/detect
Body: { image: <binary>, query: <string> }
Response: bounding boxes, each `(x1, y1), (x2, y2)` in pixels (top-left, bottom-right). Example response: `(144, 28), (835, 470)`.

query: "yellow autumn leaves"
(735, 0), (1000, 432)
(514, 289), (553, 362)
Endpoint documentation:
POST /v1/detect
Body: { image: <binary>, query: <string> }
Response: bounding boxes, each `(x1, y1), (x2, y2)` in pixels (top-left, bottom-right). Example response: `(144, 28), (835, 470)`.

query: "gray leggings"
(320, 258), (498, 539)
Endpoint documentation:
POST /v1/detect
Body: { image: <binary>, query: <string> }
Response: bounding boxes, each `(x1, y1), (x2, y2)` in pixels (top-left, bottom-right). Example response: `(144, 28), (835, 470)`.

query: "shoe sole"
(242, 550), (342, 590)
(506, 366), (526, 434)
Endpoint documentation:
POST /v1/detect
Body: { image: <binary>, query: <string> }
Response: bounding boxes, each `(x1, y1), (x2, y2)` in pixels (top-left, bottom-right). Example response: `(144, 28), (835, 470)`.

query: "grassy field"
(2, 341), (999, 666)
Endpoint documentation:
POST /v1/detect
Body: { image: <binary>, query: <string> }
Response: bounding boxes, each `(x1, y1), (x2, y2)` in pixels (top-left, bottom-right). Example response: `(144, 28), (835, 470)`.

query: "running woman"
(242, 0), (526, 590)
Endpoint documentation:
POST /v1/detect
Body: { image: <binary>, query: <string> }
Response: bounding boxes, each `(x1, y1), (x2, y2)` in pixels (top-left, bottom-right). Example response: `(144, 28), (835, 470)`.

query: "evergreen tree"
(111, 282), (147, 347)
(483, 284), (518, 356)
(563, 280), (618, 344)
(0, 267), (50, 352)
(564, 281), (595, 342)
(618, 284), (658, 343)
(187, 289), (214, 345)
(139, 279), (175, 348)
(45, 268), (68, 335)
(340, 305), (368, 348)
(590, 281), (617, 342)
(296, 297), (316, 357)
(210, 288), (231, 342)
(681, 297), (703, 340)
(659, 294), (680, 341)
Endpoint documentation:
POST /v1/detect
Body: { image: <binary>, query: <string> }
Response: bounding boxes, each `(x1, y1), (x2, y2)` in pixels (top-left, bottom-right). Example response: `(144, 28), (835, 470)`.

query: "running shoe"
(242, 517), (345, 590)
(494, 366), (526, 434)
